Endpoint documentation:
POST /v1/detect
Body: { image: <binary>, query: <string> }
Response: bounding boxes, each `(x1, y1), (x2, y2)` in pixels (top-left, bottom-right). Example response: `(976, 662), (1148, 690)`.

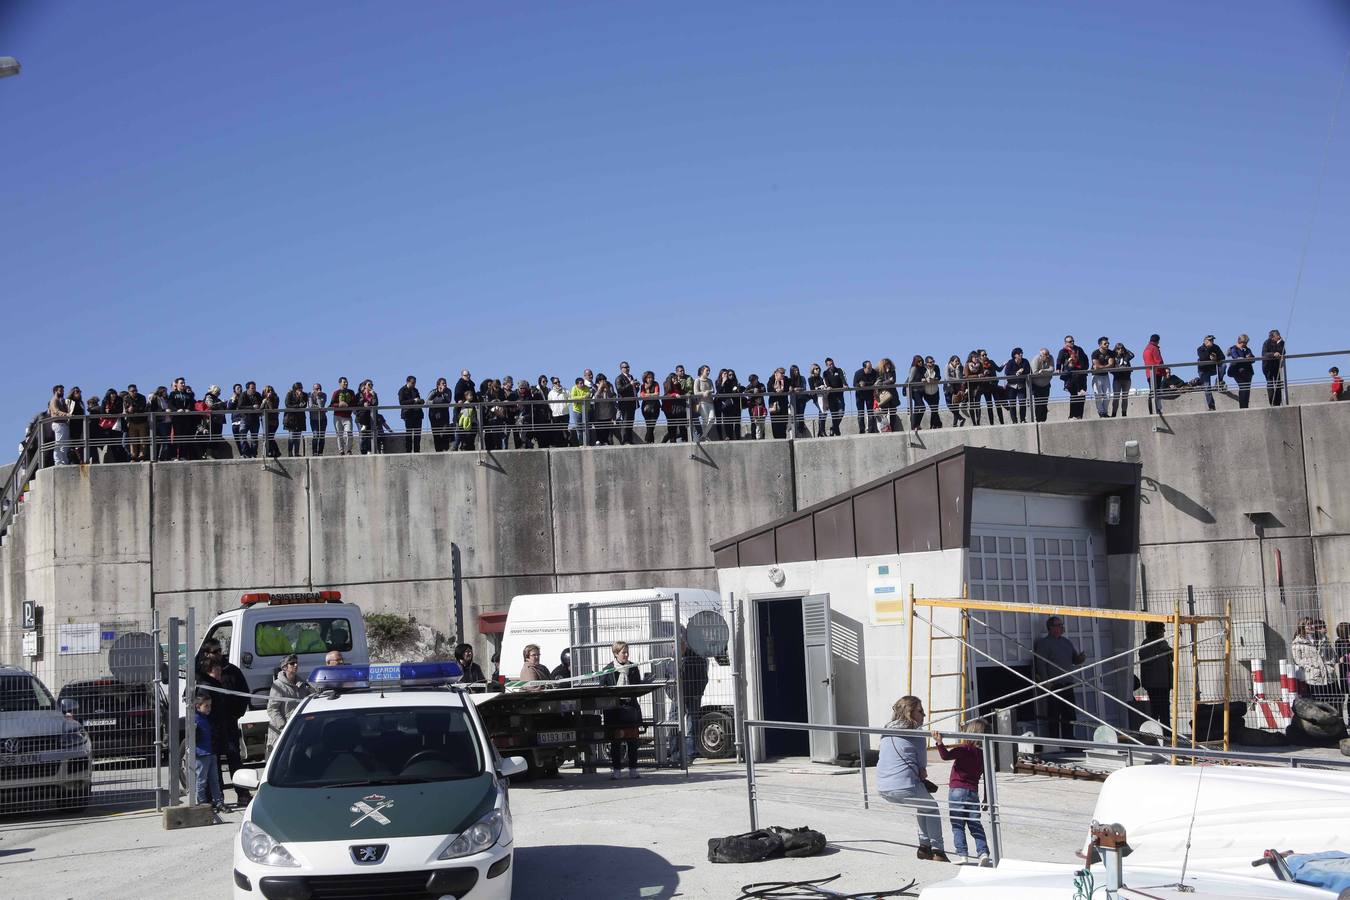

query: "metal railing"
(4, 348), (1346, 545)
(743, 718), (1350, 866)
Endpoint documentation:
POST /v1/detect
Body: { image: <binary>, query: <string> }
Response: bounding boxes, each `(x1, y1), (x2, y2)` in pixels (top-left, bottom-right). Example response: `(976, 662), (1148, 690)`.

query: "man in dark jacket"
(853, 361), (877, 434)
(427, 377), (454, 452)
(1139, 622), (1174, 728)
(238, 381), (263, 458)
(308, 383), (328, 457)
(822, 358), (847, 435)
(168, 377), (198, 460)
(398, 375), (424, 453)
(453, 370), (475, 451)
(1195, 335), (1225, 411)
(550, 648), (572, 682)
(1055, 337), (1089, 420)
(615, 362), (639, 445)
(202, 639), (253, 805)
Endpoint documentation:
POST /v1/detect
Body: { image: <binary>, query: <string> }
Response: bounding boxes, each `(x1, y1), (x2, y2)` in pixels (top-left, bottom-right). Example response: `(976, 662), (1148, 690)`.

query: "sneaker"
(629, 769), (641, 780)
(978, 854), (993, 867)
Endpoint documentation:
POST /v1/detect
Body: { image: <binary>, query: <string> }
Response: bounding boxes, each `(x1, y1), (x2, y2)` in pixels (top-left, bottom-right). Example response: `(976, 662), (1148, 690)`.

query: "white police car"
(230, 662), (524, 900)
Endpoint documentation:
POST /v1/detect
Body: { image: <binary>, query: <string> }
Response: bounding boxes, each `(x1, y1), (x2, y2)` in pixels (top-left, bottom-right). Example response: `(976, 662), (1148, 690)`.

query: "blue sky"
(2, 1), (1347, 439)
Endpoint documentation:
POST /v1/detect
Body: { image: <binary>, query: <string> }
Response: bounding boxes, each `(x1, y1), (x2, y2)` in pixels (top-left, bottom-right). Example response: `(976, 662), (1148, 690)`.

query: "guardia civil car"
(230, 663), (524, 900)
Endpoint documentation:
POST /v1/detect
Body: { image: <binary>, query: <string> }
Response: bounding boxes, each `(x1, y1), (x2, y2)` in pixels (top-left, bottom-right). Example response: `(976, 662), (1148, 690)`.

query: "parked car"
(0, 665), (93, 813)
(58, 677), (166, 765)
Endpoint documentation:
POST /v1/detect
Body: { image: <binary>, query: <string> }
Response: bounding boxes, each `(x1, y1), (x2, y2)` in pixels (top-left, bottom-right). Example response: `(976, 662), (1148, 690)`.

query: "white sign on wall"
(866, 562), (906, 625)
(58, 623), (102, 655)
(22, 631), (39, 657)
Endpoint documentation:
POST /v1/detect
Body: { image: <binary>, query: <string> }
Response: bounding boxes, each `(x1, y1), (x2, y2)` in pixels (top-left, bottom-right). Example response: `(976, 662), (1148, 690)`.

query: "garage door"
(967, 526), (1114, 724)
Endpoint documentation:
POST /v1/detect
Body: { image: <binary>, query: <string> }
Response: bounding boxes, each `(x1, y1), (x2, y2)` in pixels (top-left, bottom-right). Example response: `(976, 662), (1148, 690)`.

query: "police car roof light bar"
(399, 661), (463, 686)
(309, 664), (370, 692)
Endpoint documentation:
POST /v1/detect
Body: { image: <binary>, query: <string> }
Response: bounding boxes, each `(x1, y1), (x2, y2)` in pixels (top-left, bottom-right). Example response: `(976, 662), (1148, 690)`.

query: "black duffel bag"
(708, 826), (827, 863)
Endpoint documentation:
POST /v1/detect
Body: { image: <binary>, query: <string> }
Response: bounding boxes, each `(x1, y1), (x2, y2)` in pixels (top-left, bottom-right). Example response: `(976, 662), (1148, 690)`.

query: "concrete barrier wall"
(3, 402), (1346, 651)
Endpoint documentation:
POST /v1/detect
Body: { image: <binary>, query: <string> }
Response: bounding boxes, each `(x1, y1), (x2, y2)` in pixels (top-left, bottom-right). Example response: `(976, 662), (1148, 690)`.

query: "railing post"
(184, 607), (198, 806)
(168, 616), (181, 806)
(149, 411), (157, 463)
(82, 414), (90, 464)
(745, 726), (759, 830)
(982, 734), (1002, 866)
(857, 730), (870, 810)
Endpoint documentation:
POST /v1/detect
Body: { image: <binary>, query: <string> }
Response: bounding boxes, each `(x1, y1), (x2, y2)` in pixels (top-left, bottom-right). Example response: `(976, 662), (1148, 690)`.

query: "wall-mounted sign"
(866, 561), (907, 625)
(22, 600), (37, 630)
(22, 631), (39, 657)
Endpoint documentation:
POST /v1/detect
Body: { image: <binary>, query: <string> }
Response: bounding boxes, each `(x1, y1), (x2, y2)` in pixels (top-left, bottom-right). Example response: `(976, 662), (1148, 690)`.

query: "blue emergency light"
(308, 662), (462, 692)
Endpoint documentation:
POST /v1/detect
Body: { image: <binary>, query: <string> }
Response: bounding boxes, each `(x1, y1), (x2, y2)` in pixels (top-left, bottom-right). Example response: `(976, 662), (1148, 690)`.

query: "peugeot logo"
(2, 739), (16, 754)
(350, 844), (388, 865)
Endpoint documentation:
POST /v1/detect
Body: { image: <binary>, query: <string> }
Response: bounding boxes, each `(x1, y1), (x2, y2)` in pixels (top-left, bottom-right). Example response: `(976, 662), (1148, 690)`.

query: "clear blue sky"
(2, 1), (1348, 440)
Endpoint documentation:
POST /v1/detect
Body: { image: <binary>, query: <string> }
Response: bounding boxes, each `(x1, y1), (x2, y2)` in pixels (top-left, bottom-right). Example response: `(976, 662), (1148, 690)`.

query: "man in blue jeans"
(1196, 335), (1225, 411)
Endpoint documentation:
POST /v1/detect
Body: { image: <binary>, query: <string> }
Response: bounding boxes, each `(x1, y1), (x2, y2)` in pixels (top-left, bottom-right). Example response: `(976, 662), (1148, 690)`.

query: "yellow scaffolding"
(904, 589), (1234, 752)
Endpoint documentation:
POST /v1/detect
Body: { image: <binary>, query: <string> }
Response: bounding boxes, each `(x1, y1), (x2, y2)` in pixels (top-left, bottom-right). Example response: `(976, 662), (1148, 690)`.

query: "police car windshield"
(269, 707), (483, 788)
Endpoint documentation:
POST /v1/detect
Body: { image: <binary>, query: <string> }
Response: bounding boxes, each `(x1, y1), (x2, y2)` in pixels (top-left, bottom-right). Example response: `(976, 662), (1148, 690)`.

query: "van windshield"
(269, 706), (483, 788)
(0, 675), (57, 712)
(253, 618), (353, 657)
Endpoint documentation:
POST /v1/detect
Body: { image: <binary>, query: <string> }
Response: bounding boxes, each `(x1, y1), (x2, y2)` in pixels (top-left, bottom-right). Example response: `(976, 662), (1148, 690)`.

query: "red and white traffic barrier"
(1251, 658), (1265, 700)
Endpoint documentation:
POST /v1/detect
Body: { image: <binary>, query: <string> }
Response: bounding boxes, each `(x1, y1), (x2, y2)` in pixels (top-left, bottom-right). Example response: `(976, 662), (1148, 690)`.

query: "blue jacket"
(194, 710), (214, 758)
(1227, 345), (1255, 379)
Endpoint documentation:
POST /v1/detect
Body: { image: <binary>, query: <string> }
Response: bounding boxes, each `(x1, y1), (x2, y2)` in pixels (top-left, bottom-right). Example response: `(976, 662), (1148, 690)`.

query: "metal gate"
(0, 616), (164, 824)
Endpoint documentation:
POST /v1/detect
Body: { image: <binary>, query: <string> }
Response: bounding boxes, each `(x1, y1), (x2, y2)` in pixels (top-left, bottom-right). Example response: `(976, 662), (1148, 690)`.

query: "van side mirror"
(241, 652), (253, 668)
(498, 756), (527, 779)
(60, 698), (78, 716)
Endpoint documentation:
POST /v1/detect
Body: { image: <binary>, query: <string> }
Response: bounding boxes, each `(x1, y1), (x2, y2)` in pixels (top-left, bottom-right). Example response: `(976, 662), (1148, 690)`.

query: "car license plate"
(84, 718), (117, 727)
(536, 730), (576, 745)
(0, 753), (44, 767)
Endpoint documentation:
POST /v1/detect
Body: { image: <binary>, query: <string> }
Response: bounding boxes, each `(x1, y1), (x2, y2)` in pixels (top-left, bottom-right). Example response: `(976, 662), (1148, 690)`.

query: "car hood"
(0, 711), (82, 738)
(250, 773), (497, 843)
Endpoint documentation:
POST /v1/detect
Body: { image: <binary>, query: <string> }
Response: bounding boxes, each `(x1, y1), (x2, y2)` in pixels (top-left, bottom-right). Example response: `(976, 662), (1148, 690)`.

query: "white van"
(499, 588), (737, 757)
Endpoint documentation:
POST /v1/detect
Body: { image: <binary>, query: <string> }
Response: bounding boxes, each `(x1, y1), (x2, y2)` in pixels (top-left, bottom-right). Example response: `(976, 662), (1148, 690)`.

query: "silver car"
(0, 666), (93, 814)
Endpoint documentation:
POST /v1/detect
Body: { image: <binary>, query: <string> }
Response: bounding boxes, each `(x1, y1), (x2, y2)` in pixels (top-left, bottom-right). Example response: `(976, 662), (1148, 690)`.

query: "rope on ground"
(735, 874), (919, 899)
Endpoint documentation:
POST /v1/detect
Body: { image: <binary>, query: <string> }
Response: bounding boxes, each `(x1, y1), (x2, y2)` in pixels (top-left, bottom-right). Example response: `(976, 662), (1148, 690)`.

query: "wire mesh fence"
(0, 621), (164, 821)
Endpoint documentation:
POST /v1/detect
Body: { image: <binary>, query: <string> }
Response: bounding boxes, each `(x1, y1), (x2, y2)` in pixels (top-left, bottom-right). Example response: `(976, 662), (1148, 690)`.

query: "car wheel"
(697, 710), (735, 759)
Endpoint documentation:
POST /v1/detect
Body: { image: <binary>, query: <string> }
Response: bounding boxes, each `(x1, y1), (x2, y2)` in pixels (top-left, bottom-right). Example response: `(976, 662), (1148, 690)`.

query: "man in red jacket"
(1143, 334), (1165, 415)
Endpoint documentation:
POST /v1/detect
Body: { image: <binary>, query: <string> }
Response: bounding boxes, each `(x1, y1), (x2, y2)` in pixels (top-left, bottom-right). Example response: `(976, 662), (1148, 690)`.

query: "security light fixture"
(767, 566), (786, 587)
(1123, 440), (1140, 462)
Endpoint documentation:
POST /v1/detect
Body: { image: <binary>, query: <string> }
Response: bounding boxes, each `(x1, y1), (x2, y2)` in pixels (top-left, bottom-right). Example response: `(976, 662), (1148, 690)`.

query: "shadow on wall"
(1141, 477), (1216, 525)
(829, 610), (868, 727)
(514, 845), (691, 899)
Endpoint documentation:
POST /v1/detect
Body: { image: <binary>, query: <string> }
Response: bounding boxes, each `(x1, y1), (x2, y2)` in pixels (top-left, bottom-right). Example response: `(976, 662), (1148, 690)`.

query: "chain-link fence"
(0, 620), (163, 821)
(1135, 584), (1350, 737)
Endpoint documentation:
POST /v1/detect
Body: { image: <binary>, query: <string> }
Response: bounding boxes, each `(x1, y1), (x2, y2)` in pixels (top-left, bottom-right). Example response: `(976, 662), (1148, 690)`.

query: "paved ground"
(0, 755), (1107, 899)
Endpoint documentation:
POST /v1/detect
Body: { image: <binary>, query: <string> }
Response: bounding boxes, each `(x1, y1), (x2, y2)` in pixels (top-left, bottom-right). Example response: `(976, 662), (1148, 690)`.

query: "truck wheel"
(698, 711), (735, 759)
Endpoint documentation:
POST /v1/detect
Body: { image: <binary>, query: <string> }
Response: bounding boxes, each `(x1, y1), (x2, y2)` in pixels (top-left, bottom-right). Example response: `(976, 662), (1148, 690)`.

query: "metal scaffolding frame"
(905, 589), (1234, 751)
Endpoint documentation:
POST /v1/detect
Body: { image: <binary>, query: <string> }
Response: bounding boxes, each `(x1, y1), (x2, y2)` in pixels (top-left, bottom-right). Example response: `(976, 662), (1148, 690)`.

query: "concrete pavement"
(0, 757), (1104, 899)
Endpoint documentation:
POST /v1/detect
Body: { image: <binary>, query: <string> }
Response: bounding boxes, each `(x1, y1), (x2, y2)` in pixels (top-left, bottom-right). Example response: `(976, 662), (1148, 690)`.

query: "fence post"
(153, 608), (164, 811)
(982, 735), (1002, 866)
(857, 730), (870, 810)
(149, 411), (157, 463)
(167, 616), (181, 806)
(746, 726), (759, 830)
(184, 607), (198, 806)
(673, 593), (688, 777)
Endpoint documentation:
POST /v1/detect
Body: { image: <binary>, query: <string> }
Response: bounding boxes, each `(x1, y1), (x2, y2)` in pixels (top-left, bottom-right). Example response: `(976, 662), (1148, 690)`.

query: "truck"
(497, 587), (737, 761)
(189, 590), (369, 760)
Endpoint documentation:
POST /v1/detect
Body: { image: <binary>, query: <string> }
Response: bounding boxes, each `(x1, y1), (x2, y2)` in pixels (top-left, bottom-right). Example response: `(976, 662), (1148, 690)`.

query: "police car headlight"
(439, 807), (511, 859)
(241, 820), (299, 867)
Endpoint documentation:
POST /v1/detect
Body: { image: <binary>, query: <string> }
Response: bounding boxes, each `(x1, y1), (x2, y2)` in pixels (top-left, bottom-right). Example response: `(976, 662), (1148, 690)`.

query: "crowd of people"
(28, 327), (1341, 466)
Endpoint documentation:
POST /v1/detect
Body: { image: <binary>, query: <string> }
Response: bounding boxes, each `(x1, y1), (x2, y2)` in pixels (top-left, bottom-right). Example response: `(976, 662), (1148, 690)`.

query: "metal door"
(801, 594), (837, 762)
(968, 527), (1114, 724)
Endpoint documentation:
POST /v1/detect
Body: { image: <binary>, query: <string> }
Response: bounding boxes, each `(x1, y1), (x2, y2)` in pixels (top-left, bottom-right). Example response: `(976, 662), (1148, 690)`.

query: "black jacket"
(1196, 343), (1225, 376)
(427, 388), (454, 427)
(1260, 338), (1285, 378)
(283, 391), (307, 432)
(398, 384), (424, 424)
(853, 367), (877, 407)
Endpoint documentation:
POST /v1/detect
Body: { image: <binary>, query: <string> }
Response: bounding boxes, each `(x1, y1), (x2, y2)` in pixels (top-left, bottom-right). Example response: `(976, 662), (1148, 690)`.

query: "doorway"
(756, 597), (809, 757)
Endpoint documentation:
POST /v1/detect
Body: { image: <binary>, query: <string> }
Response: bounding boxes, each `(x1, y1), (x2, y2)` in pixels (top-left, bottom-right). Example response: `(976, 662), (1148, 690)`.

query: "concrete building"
(710, 446), (1142, 760)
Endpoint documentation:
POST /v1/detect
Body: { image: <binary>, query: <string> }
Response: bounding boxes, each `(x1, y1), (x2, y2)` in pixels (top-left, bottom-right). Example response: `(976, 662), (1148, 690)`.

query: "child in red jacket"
(935, 720), (992, 866)
(1332, 367), (1344, 402)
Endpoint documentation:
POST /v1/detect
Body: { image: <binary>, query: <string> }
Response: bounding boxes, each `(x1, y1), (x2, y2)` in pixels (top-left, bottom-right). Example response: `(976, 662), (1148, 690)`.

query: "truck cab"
(194, 590), (370, 760)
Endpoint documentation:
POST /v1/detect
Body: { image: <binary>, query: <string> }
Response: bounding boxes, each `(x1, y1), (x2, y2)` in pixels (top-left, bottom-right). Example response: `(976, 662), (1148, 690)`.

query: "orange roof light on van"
(239, 590), (343, 606)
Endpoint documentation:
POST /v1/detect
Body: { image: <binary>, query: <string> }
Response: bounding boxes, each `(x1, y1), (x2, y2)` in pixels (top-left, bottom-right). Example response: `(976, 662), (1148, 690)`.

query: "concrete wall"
(2, 402), (1346, 661)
